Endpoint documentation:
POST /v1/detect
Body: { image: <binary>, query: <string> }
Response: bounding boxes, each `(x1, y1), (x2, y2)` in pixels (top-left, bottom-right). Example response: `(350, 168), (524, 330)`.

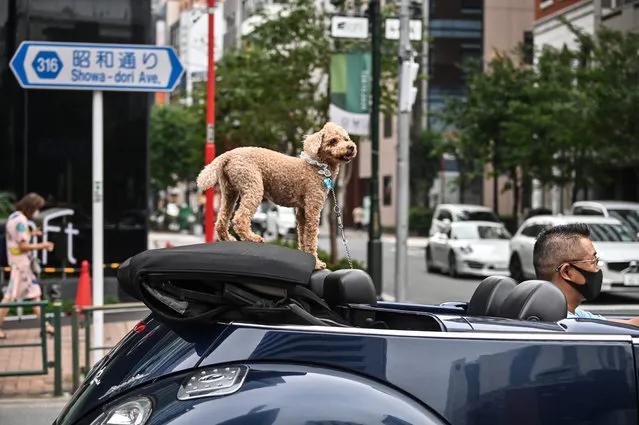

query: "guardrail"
(71, 302), (147, 391)
(0, 300), (63, 396)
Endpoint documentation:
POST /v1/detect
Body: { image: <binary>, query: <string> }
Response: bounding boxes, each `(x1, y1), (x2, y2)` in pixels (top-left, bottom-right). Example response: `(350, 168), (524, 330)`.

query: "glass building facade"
(0, 0), (152, 267)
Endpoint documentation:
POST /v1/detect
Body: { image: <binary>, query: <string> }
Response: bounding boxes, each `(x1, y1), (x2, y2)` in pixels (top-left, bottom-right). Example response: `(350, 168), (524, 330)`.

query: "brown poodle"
(196, 122), (357, 269)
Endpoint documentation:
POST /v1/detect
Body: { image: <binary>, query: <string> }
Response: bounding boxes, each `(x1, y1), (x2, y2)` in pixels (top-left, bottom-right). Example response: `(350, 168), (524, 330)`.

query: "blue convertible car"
(55, 242), (639, 425)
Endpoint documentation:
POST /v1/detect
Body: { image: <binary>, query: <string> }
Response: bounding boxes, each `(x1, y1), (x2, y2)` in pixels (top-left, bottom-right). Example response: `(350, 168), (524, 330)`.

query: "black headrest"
(323, 269), (377, 307)
(308, 269), (332, 298)
(467, 276), (517, 317)
(499, 280), (567, 322)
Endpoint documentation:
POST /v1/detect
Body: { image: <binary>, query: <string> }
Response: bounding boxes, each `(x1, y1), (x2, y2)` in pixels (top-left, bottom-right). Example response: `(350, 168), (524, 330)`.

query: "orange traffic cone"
(75, 260), (92, 311)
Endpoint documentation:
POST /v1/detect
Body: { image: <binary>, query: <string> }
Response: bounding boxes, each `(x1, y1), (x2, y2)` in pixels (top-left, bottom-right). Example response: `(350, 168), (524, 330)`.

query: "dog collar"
(300, 152), (334, 190)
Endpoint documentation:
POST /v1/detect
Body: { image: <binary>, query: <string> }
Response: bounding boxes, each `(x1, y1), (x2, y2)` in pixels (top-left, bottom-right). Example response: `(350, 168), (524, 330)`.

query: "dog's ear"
(303, 129), (323, 157)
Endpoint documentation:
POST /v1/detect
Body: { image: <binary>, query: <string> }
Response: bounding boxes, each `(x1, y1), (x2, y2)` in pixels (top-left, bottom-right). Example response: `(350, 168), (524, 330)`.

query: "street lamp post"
(205, 0), (216, 243)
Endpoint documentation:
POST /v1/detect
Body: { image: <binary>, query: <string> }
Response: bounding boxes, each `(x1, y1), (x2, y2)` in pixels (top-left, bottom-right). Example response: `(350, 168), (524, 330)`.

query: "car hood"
(593, 242), (639, 262)
(55, 316), (228, 425)
(453, 240), (510, 260)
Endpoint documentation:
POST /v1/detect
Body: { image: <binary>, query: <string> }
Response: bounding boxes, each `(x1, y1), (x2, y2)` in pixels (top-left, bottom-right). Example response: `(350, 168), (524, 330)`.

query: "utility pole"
(394, 0), (416, 302)
(421, 0), (429, 131)
(367, 0), (383, 296)
(205, 0), (216, 242)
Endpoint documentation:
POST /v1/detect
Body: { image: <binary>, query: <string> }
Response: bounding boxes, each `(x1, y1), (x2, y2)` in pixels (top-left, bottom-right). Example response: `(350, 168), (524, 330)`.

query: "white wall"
(534, 1), (595, 52)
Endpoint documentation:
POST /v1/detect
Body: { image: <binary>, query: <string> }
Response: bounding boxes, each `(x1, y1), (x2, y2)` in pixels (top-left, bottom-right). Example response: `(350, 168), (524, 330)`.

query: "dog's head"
(303, 122), (357, 166)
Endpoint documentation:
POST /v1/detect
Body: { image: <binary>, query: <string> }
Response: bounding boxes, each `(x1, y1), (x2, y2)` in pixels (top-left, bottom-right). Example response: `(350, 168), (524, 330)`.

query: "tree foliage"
(433, 21), (639, 221)
(150, 104), (204, 190)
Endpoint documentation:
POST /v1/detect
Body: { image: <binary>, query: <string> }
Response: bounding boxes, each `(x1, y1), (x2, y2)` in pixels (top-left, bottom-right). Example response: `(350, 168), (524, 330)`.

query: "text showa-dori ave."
(70, 49), (161, 84)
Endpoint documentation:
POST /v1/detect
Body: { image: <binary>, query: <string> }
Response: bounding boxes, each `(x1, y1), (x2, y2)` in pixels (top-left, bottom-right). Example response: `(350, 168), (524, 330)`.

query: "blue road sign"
(10, 41), (185, 92)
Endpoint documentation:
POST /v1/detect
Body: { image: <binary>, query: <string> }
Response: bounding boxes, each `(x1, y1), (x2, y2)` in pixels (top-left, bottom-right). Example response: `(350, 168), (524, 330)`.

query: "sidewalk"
(0, 320), (139, 397)
(149, 230), (429, 249)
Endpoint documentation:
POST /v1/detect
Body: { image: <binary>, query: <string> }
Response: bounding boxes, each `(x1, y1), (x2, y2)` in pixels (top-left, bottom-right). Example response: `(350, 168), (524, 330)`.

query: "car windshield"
(607, 209), (639, 233)
(453, 224), (511, 240)
(587, 222), (638, 242)
(457, 210), (500, 222)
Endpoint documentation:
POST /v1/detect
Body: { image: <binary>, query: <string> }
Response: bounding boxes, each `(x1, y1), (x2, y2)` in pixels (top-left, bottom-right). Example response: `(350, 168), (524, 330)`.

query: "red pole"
(205, 0), (216, 243)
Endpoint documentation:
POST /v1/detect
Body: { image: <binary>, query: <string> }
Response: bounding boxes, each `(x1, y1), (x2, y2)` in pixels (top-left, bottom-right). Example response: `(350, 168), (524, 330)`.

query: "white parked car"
(264, 205), (297, 241)
(570, 201), (639, 237)
(425, 221), (511, 278)
(509, 214), (639, 293)
(429, 204), (501, 237)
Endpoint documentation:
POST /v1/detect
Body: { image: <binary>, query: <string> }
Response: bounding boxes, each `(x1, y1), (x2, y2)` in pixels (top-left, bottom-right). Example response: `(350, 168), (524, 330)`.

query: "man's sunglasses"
(555, 256), (600, 272)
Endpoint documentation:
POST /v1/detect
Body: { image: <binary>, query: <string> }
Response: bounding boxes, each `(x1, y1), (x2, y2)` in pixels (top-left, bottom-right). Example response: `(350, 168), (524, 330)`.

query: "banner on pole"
(329, 52), (371, 136)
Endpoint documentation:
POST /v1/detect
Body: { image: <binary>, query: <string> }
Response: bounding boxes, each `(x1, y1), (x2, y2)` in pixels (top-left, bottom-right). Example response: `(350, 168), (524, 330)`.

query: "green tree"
(209, 0), (420, 263)
(150, 104), (203, 190)
(410, 128), (444, 207)
(567, 21), (639, 196)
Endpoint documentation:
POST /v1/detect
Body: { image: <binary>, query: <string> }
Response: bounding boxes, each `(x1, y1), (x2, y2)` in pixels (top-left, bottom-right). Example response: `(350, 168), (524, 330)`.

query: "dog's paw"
(314, 259), (327, 270)
(247, 234), (264, 244)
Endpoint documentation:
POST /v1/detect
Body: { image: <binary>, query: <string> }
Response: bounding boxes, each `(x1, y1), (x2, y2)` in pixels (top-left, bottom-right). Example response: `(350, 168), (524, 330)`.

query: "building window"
(383, 176), (392, 206)
(383, 114), (392, 138)
(461, 0), (482, 14)
(430, 19), (482, 39)
(540, 0), (554, 10)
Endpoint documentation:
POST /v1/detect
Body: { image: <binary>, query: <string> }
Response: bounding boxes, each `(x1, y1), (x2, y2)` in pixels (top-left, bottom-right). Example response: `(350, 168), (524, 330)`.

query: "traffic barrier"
(1, 263), (121, 273)
(75, 261), (92, 311)
(0, 300), (63, 396)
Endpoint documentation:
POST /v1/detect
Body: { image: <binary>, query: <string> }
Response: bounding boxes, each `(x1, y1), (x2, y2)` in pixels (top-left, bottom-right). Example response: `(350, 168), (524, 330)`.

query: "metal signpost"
(10, 41), (184, 363)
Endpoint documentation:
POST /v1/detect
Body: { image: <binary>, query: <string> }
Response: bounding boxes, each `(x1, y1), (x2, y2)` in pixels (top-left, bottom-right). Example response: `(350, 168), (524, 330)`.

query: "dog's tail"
(196, 154), (227, 191)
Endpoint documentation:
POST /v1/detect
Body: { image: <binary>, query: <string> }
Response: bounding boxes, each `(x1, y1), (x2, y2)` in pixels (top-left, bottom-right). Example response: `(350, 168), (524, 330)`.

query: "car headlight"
(91, 397), (153, 425)
(459, 246), (473, 254)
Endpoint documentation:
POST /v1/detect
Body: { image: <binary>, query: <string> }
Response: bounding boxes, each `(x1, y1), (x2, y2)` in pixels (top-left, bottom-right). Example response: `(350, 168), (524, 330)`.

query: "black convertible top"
(118, 241), (317, 300)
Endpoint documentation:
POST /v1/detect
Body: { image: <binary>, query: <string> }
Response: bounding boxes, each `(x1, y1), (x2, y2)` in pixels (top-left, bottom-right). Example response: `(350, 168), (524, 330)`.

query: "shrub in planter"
(409, 207), (433, 236)
(268, 239), (365, 271)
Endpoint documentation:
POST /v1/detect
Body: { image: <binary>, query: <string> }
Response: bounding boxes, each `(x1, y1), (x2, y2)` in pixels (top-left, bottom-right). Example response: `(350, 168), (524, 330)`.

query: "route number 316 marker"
(10, 41), (184, 364)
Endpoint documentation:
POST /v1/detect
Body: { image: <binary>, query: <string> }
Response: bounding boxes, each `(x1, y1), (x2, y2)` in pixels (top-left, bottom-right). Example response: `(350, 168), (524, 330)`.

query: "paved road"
(0, 397), (69, 425)
(317, 233), (639, 314)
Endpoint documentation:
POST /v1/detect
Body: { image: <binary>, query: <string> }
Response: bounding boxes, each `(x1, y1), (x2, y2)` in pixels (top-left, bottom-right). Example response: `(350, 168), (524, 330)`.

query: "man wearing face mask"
(533, 222), (639, 325)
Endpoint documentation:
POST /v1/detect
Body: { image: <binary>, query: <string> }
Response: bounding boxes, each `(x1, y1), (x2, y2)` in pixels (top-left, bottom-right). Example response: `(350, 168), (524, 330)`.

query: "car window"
(579, 208), (604, 216)
(572, 206), (583, 215)
(457, 209), (500, 222)
(520, 223), (549, 238)
(437, 209), (452, 221)
(608, 209), (639, 233)
(588, 223), (638, 242)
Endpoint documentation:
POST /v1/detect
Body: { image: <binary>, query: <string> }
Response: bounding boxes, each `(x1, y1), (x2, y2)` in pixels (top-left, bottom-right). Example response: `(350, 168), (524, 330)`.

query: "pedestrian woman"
(0, 193), (55, 338)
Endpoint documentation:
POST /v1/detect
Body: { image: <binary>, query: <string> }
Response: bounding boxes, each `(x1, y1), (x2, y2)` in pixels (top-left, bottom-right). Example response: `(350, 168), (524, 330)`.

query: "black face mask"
(564, 265), (603, 301)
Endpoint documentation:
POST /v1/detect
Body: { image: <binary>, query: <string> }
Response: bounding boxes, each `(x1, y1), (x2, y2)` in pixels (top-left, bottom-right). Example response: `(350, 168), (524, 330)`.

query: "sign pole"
(205, 0), (216, 243)
(92, 90), (104, 362)
(9, 41), (184, 366)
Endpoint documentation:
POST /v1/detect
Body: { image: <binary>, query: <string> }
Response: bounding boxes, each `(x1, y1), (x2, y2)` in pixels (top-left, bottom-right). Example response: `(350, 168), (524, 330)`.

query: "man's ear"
(303, 130), (323, 157)
(559, 264), (583, 284)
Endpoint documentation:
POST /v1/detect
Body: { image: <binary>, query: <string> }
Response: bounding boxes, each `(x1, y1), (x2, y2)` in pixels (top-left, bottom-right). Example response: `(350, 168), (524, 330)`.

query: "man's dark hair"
(533, 223), (591, 281)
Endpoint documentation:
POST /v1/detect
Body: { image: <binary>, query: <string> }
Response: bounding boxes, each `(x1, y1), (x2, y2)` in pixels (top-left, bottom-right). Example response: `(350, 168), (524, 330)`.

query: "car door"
(432, 226), (452, 265)
(430, 208), (452, 237)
